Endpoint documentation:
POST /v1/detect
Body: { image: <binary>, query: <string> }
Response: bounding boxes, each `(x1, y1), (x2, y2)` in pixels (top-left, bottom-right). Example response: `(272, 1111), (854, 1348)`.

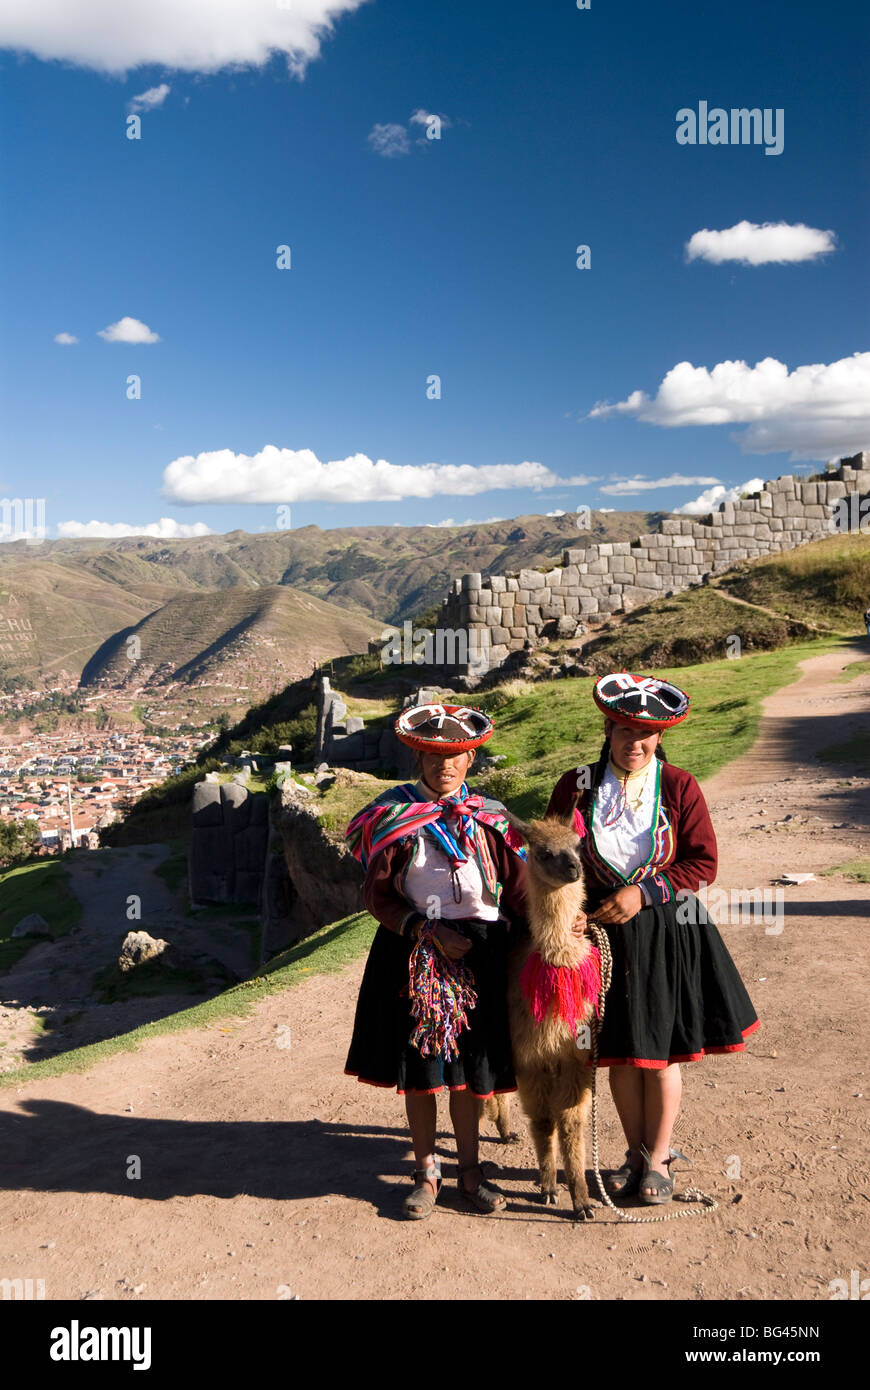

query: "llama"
(486, 807), (600, 1220)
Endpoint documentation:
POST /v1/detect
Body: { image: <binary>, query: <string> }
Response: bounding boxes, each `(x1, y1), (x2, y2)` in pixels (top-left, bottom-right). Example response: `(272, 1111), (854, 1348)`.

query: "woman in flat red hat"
(345, 702), (527, 1219)
(546, 672), (759, 1204)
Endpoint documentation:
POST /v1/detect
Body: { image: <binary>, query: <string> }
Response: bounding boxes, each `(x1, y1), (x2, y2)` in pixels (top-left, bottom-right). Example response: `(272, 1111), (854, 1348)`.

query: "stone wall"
(435, 452), (870, 676)
(189, 779), (270, 906)
(315, 676), (418, 777)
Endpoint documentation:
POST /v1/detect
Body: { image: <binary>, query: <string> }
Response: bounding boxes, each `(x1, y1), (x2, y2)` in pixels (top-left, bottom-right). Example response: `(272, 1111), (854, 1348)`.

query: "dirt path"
(0, 645), (868, 1301)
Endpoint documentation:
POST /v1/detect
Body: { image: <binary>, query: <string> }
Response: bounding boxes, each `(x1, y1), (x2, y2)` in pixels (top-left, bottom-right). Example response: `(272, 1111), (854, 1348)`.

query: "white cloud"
(685, 220), (836, 266)
(54, 331), (78, 345)
(599, 474), (721, 496)
(545, 509), (566, 516)
(673, 478), (766, 516)
(599, 507), (615, 512)
(589, 352), (870, 460)
(410, 108), (450, 127)
(0, 1), (367, 76)
(128, 82), (170, 114)
(97, 316), (160, 344)
(162, 445), (596, 504)
(367, 122), (410, 157)
(57, 517), (212, 539)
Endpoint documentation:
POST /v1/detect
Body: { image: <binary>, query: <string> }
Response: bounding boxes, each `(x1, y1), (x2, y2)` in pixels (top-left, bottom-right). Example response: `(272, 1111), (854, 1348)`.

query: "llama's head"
(504, 809), (584, 891)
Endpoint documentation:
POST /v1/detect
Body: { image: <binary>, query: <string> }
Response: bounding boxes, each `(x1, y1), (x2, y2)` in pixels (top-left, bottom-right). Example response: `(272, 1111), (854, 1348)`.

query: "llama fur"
(484, 809), (597, 1220)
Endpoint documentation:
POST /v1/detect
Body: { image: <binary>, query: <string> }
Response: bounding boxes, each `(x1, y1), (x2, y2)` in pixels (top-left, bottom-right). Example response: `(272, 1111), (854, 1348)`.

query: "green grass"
(717, 531), (870, 633)
(816, 730), (870, 772)
(91, 957), (221, 1005)
(0, 857), (82, 972)
(0, 909), (378, 1087)
(821, 858), (870, 883)
(833, 657), (870, 683)
(478, 636), (844, 817)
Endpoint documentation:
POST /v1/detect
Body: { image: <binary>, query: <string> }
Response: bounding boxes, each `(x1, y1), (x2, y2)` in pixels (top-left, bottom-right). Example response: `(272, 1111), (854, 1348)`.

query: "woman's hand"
(571, 910), (588, 937)
(431, 922), (472, 960)
(594, 885), (643, 924)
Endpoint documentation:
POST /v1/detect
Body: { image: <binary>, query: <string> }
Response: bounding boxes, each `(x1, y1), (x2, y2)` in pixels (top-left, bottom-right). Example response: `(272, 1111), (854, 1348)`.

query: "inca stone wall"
(435, 452), (870, 675)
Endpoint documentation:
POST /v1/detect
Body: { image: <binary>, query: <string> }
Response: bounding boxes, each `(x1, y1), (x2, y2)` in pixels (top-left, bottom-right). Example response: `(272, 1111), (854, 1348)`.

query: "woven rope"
(586, 921), (719, 1223)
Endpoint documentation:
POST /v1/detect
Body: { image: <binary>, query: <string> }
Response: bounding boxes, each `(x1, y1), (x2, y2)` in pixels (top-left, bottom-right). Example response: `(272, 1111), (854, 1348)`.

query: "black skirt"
(590, 891), (760, 1068)
(344, 916), (516, 1097)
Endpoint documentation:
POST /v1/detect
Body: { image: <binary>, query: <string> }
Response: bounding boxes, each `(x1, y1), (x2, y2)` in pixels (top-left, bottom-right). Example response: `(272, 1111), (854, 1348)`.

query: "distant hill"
(78, 585), (382, 707)
(0, 510), (672, 692)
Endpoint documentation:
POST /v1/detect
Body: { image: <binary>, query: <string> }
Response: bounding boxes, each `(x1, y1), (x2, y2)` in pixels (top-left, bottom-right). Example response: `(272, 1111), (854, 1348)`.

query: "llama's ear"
(501, 808), (533, 843)
(551, 800), (578, 829)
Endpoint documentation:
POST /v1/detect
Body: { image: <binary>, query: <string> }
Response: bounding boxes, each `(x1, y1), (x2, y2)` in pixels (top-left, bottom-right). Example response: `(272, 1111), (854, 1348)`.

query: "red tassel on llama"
(520, 946), (602, 1026)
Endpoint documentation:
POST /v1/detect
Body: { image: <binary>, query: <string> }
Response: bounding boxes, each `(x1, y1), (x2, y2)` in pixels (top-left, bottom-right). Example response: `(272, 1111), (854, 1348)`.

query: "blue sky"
(1, 0), (868, 540)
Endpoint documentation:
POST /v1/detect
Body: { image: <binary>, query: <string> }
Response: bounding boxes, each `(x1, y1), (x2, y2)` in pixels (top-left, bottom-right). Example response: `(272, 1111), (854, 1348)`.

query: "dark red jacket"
(545, 760), (717, 908)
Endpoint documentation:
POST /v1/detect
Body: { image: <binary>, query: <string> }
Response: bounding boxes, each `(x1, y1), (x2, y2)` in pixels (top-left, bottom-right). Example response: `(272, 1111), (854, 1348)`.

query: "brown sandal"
(403, 1161), (442, 1220)
(457, 1163), (506, 1214)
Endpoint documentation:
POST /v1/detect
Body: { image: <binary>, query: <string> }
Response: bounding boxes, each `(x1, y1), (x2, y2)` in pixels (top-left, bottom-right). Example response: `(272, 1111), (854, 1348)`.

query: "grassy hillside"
(0, 857), (82, 971)
(715, 531), (869, 631)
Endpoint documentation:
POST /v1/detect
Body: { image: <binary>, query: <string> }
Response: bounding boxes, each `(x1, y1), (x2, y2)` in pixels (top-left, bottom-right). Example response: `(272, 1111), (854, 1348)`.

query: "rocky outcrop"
(273, 781), (365, 937)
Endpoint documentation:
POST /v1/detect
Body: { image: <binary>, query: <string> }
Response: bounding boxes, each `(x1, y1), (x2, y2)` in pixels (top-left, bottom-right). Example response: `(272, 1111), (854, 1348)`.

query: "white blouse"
(403, 829), (501, 922)
(591, 758), (658, 903)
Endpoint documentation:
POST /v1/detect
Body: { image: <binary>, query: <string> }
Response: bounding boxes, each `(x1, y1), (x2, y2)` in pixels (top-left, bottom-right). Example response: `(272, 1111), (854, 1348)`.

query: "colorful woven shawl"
(346, 781), (525, 902)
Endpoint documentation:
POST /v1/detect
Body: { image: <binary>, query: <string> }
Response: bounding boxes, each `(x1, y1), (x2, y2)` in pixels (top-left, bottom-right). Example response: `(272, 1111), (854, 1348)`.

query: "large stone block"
(490, 575), (506, 593)
(499, 590), (516, 608)
(461, 572), (482, 590)
(491, 626), (511, 644)
(192, 781), (224, 827)
(519, 569), (546, 589)
(579, 597), (600, 614)
(507, 577), (519, 591)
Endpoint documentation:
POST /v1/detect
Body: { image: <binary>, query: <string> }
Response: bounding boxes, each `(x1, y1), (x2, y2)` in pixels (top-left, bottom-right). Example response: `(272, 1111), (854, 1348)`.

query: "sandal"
(638, 1144), (692, 1204)
(403, 1160), (442, 1220)
(457, 1162), (506, 1214)
(604, 1148), (643, 1199)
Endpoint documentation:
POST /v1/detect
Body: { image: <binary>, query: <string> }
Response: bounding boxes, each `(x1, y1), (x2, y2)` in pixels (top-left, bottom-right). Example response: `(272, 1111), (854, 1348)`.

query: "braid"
(590, 737), (610, 795)
(655, 738), (668, 762)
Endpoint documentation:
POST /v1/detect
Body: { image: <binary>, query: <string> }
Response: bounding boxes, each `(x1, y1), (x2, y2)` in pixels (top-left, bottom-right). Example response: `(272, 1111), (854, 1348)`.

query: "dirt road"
(1, 644), (868, 1301)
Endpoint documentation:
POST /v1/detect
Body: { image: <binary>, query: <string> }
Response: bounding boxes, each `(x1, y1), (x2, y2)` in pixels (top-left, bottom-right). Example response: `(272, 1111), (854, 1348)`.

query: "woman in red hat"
(345, 703), (528, 1219)
(546, 672), (760, 1204)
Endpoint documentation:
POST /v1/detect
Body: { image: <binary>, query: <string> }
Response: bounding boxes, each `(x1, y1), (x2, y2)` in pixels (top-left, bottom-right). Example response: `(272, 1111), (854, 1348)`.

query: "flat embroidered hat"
(395, 702), (494, 754)
(592, 671), (690, 731)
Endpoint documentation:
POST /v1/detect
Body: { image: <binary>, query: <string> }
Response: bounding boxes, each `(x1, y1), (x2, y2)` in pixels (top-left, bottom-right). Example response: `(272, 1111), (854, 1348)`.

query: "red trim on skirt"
(596, 1018), (761, 1069)
(344, 1068), (517, 1099)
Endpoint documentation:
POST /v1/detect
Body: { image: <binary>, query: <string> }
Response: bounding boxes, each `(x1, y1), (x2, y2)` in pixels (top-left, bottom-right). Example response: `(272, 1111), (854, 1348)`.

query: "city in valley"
(0, 678), (213, 854)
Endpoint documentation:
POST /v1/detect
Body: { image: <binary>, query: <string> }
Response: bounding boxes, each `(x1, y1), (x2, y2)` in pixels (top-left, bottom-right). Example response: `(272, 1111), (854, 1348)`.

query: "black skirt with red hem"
(590, 893), (760, 1069)
(344, 916), (516, 1097)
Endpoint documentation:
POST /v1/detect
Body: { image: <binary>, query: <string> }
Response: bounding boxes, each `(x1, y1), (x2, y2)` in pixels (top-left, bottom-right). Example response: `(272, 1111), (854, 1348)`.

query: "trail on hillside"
(0, 845), (254, 1071)
(0, 644), (867, 1301)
